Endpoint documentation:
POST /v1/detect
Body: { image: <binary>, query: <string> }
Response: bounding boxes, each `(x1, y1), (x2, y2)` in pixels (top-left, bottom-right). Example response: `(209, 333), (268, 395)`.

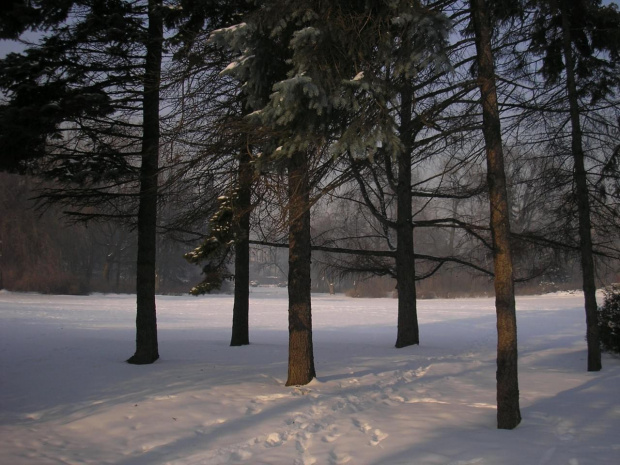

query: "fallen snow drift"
(0, 289), (618, 465)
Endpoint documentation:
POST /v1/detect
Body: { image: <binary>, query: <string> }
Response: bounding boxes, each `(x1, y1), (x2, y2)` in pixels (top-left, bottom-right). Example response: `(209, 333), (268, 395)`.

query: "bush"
(11, 268), (90, 295)
(345, 277), (395, 298)
(599, 288), (620, 354)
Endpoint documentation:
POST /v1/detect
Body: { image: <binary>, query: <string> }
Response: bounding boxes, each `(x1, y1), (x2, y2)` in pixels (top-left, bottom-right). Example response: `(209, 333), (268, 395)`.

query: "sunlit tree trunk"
(470, 0), (521, 429)
(286, 149), (316, 386)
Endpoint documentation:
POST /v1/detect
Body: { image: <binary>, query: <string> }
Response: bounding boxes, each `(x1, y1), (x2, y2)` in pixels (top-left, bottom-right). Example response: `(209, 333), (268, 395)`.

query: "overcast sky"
(0, 31), (42, 58)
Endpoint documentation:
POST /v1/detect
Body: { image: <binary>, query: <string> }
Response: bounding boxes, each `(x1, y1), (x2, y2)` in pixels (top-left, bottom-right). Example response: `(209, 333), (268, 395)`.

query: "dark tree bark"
(558, 0), (602, 372)
(127, 0), (163, 365)
(395, 84), (419, 348)
(231, 150), (252, 346)
(470, 0), (521, 429)
(285, 150), (316, 386)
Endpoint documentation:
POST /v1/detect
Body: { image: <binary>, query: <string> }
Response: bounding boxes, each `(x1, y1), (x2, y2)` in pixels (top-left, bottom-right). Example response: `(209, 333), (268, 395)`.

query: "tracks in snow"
(183, 363), (450, 464)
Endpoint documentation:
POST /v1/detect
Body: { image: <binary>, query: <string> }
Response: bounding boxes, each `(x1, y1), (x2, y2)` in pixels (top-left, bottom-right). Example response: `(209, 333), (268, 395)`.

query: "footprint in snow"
(296, 439), (308, 453)
(322, 426), (341, 443)
(329, 450), (352, 464)
(350, 418), (387, 447)
(294, 432), (317, 465)
(556, 419), (576, 441)
(310, 404), (324, 416)
(295, 430), (312, 452)
(295, 456), (317, 465)
(294, 386), (312, 396)
(229, 449), (252, 462)
(344, 395), (362, 413)
(286, 414), (309, 427)
(332, 400), (347, 412)
(415, 365), (431, 377)
(352, 417), (371, 433)
(264, 432), (288, 447)
(245, 404), (262, 415)
(370, 429), (388, 446)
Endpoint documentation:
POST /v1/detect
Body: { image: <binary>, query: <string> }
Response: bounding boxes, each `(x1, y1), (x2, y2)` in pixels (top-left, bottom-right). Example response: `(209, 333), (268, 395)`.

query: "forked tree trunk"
(395, 84), (419, 348)
(559, 1), (602, 372)
(470, 0), (521, 429)
(285, 150), (316, 386)
(231, 150), (252, 346)
(127, 0), (162, 365)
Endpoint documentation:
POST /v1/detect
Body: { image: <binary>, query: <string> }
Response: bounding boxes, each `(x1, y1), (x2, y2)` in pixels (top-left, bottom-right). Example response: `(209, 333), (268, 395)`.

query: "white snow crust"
(1, 289), (618, 464)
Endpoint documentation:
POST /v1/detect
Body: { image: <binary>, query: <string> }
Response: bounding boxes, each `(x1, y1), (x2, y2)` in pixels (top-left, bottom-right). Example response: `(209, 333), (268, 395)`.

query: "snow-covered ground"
(1, 288), (618, 465)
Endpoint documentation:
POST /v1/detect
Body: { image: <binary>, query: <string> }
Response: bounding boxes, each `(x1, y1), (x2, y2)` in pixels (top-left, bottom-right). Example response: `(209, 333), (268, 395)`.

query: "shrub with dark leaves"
(599, 287), (620, 354)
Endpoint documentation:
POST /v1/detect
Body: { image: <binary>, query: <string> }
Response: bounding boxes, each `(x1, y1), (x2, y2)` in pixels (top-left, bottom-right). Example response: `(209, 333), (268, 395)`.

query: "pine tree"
(127, 0), (163, 365)
(528, 0), (620, 372)
(211, 0), (450, 383)
(169, 1), (258, 347)
(470, 0), (522, 430)
(0, 0), (166, 364)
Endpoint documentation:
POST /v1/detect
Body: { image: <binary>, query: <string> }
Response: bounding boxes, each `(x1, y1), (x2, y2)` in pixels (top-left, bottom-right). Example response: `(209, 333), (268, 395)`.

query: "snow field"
(0, 289), (619, 464)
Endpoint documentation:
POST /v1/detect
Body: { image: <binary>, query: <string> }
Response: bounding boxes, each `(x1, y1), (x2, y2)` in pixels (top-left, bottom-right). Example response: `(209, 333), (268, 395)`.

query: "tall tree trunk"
(559, 1), (601, 372)
(127, 0), (162, 365)
(471, 0), (521, 429)
(231, 150), (252, 346)
(395, 84), (419, 348)
(286, 150), (316, 386)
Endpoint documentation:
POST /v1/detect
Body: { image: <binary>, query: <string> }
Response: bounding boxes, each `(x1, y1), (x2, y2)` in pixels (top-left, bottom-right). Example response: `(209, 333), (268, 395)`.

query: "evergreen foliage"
(211, 0), (451, 162)
(599, 287), (620, 354)
(184, 192), (240, 294)
(0, 0), (73, 39)
(528, 0), (620, 104)
(208, 0), (454, 384)
(523, 0), (620, 372)
(0, 0), (145, 178)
